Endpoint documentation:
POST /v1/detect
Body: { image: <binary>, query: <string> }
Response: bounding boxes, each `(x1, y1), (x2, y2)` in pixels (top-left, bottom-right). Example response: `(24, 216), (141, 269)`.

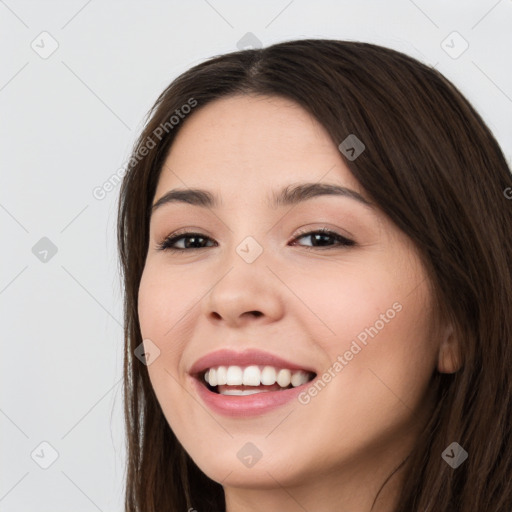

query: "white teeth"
(276, 369), (291, 387)
(220, 388), (272, 396)
(291, 370), (310, 387)
(226, 366), (243, 385)
(242, 365), (261, 386)
(203, 365), (313, 388)
(216, 366), (227, 386)
(261, 366), (276, 385)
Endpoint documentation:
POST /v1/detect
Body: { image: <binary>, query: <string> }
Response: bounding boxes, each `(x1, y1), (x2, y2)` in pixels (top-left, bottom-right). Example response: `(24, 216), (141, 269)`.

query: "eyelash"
(157, 227), (355, 252)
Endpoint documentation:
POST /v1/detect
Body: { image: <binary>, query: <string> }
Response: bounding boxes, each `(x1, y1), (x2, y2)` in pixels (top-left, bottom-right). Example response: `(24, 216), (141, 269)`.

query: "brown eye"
(291, 229), (355, 249)
(157, 228), (355, 252)
(158, 232), (216, 251)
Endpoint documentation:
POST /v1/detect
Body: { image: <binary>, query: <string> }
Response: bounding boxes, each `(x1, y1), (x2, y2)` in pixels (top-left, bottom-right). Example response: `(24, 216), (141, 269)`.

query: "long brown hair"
(117, 39), (512, 511)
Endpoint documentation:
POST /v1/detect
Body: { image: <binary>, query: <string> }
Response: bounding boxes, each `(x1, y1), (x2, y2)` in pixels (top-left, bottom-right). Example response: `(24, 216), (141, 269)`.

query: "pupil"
(186, 236), (204, 248)
(313, 233), (330, 246)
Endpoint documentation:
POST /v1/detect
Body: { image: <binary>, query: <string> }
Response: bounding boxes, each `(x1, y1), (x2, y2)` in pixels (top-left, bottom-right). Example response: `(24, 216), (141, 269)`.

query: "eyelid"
(157, 226), (355, 252)
(289, 227), (355, 249)
(156, 229), (216, 251)
(291, 225), (354, 243)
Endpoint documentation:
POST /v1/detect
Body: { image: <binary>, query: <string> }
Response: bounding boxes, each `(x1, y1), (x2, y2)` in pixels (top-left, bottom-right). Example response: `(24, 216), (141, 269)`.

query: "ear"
(437, 323), (462, 374)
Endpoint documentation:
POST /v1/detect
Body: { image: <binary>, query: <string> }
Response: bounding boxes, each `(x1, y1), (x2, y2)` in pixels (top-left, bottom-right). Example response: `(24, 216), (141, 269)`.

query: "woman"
(117, 39), (512, 511)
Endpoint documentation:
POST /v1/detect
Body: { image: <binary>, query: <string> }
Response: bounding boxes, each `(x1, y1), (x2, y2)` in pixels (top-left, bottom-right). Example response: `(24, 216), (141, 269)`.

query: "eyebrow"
(151, 182), (374, 214)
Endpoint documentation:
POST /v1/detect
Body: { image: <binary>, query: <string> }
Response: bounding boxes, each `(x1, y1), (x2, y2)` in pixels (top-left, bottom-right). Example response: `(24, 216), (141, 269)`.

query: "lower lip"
(190, 375), (311, 417)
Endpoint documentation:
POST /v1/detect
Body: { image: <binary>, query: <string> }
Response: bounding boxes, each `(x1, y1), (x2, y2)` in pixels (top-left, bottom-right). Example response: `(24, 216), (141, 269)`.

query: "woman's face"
(138, 94), (445, 505)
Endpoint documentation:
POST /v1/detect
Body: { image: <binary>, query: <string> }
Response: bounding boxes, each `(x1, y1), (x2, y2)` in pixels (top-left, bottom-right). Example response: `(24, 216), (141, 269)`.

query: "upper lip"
(189, 348), (318, 377)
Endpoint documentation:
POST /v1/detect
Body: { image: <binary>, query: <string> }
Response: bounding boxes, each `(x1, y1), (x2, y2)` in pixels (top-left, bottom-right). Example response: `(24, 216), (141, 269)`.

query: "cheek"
(328, 285), (437, 426)
(137, 264), (201, 394)
(287, 261), (401, 346)
(137, 265), (198, 428)
(294, 261), (437, 398)
(137, 263), (199, 340)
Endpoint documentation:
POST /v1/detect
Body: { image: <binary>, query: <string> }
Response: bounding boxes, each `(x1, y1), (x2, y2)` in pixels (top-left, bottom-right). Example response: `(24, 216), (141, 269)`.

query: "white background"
(1, 1), (511, 510)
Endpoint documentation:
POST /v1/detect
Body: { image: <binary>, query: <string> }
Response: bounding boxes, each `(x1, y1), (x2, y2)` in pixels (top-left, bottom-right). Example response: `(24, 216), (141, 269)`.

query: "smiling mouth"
(198, 365), (317, 396)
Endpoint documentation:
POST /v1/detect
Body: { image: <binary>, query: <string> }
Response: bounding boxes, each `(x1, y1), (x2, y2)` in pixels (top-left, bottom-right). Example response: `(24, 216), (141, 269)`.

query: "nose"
(201, 256), (285, 328)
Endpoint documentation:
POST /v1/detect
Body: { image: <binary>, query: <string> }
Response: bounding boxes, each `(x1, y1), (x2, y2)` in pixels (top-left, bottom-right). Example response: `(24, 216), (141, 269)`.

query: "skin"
(137, 94), (460, 512)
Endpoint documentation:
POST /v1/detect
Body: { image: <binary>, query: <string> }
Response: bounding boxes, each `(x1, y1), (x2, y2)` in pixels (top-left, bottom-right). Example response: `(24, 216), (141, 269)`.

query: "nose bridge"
(221, 208), (273, 268)
(201, 230), (284, 325)
(234, 233), (266, 265)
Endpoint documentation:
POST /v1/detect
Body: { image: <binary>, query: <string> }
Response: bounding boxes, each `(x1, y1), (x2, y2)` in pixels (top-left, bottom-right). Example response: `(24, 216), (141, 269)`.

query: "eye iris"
(311, 233), (332, 246)
(159, 229), (353, 251)
(184, 235), (206, 248)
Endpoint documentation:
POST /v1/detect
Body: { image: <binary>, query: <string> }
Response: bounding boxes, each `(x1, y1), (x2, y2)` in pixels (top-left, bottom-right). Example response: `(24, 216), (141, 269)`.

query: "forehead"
(155, 94), (365, 200)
